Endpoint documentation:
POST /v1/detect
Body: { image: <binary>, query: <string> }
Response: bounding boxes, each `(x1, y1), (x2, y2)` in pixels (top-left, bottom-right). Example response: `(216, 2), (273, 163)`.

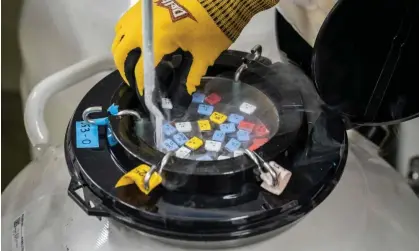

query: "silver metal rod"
(142, 0), (165, 149)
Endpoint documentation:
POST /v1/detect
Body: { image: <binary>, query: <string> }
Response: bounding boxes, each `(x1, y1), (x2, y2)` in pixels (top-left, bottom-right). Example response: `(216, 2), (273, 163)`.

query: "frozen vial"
(220, 123), (236, 133)
(249, 138), (269, 151)
(237, 130), (250, 142)
(212, 130), (226, 142)
(163, 139), (179, 151)
(205, 93), (222, 105)
(228, 113), (244, 124)
(192, 92), (206, 103)
(161, 98), (173, 109)
(234, 150), (244, 157)
(176, 146), (191, 159)
(205, 140), (222, 152)
(163, 123), (177, 136)
(217, 155), (230, 160)
(185, 136), (204, 150)
(254, 124), (270, 137)
(239, 102), (257, 114)
(173, 133), (189, 146)
(197, 104), (214, 116)
(238, 120), (255, 132)
(197, 120), (212, 132)
(197, 155), (213, 161)
(210, 112), (227, 124)
(175, 122), (192, 133)
(225, 138), (241, 153)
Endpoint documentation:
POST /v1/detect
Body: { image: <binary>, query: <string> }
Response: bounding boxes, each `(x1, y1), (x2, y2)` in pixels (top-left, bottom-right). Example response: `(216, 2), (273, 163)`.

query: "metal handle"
(234, 45), (263, 82)
(24, 54), (115, 147)
(144, 152), (173, 191)
(67, 178), (110, 217)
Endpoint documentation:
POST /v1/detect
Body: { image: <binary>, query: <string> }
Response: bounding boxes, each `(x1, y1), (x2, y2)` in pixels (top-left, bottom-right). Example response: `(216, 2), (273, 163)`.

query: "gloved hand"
(112, 0), (279, 103)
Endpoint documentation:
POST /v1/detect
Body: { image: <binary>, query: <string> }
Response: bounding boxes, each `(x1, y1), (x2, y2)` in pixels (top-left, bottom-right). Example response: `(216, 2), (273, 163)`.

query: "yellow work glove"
(112, 0), (279, 97)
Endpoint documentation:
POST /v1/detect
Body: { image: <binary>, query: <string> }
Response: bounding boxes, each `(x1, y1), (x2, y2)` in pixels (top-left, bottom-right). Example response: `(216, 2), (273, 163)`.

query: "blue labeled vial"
(212, 130), (226, 142)
(228, 113), (244, 124)
(225, 138), (241, 153)
(237, 130), (250, 142)
(173, 133), (189, 146)
(197, 104), (214, 116)
(220, 123), (236, 133)
(163, 123), (177, 136)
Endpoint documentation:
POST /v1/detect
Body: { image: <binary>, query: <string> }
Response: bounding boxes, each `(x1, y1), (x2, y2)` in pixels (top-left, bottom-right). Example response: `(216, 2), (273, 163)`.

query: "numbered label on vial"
(197, 104), (214, 116)
(176, 146), (192, 159)
(163, 123), (177, 136)
(198, 120), (212, 131)
(175, 122), (192, 133)
(210, 112), (227, 124)
(76, 121), (99, 148)
(238, 120), (255, 132)
(192, 92), (206, 103)
(161, 98), (173, 109)
(254, 124), (269, 137)
(220, 123), (236, 133)
(237, 130), (250, 142)
(239, 102), (257, 114)
(212, 130), (226, 142)
(225, 138), (241, 152)
(205, 140), (222, 152)
(185, 136), (204, 150)
(163, 139), (179, 151)
(173, 133), (189, 146)
(228, 113), (244, 124)
(205, 93), (222, 105)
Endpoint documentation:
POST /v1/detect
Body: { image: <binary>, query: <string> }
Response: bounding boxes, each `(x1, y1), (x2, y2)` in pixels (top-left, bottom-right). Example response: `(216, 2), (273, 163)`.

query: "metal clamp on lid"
(244, 149), (292, 196)
(82, 104), (142, 126)
(234, 45), (263, 82)
(144, 152), (173, 191)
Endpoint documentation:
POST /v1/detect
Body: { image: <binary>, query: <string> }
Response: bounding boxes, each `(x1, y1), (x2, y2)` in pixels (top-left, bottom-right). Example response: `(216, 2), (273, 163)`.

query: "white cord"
(24, 54), (115, 147)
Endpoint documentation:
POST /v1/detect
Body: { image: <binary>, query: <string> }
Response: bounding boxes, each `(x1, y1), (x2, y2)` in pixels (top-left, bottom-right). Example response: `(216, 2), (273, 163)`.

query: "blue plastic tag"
(107, 127), (118, 147)
(173, 133), (189, 146)
(220, 123), (236, 133)
(163, 123), (177, 136)
(163, 139), (179, 151)
(228, 113), (244, 124)
(225, 138), (241, 153)
(237, 130), (250, 142)
(192, 92), (206, 103)
(212, 130), (226, 142)
(76, 121), (99, 148)
(107, 103), (119, 115)
(197, 104), (214, 116)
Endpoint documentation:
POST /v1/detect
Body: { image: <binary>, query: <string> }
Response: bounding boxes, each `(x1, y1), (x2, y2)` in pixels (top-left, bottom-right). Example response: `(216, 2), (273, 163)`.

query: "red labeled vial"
(205, 93), (222, 105)
(238, 121), (255, 132)
(248, 138), (269, 151)
(254, 124), (269, 137)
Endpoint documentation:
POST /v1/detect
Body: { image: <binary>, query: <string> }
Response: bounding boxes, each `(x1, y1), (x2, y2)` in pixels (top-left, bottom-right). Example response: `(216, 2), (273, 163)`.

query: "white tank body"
(2, 131), (419, 251)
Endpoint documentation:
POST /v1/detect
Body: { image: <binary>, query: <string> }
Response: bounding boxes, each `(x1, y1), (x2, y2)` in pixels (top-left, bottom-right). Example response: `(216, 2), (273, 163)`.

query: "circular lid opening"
(135, 77), (280, 161)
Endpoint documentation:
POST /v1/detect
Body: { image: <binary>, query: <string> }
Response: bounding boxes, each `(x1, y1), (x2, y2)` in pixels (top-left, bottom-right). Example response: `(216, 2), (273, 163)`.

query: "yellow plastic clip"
(115, 164), (162, 195)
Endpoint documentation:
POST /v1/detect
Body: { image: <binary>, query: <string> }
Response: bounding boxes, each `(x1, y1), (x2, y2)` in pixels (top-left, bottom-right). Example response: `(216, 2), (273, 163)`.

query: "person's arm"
(200, 0), (280, 41)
